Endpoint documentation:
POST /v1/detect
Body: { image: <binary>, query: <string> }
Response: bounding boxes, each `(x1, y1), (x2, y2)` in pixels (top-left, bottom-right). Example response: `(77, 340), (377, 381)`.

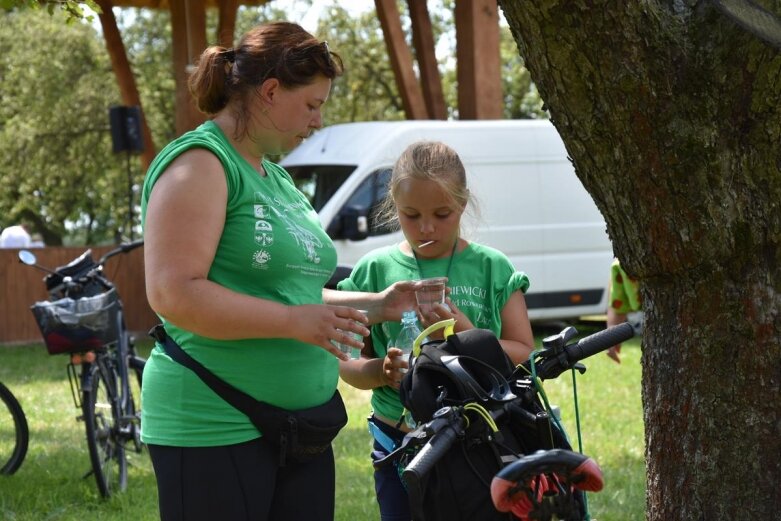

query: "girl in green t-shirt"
(337, 140), (535, 521)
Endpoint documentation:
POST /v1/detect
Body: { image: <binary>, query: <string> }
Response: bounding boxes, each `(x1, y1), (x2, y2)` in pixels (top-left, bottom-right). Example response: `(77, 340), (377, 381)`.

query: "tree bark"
(500, 2), (781, 519)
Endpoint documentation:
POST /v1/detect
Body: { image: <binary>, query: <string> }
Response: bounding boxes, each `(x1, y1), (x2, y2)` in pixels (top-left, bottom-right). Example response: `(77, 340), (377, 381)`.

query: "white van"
(281, 119), (613, 322)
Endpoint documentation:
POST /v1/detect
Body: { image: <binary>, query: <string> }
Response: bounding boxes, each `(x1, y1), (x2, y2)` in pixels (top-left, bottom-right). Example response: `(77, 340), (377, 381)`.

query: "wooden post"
(170, 0), (207, 136)
(217, 0), (239, 48)
(455, 0), (502, 119)
(408, 0), (447, 119)
(375, 0), (428, 120)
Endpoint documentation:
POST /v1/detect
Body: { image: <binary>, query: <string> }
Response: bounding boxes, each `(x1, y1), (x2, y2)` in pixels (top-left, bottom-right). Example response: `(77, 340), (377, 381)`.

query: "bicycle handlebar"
(401, 408), (467, 496)
(97, 239), (144, 266)
(20, 240), (145, 299)
(526, 322), (635, 380)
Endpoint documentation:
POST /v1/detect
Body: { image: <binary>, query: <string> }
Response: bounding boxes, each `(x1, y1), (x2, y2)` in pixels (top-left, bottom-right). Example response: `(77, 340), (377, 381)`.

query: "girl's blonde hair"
(377, 141), (476, 230)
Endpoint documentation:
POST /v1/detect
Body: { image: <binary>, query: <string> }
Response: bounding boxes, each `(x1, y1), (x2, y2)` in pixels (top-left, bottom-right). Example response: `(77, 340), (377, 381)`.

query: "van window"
(286, 165), (356, 212)
(343, 168), (394, 236)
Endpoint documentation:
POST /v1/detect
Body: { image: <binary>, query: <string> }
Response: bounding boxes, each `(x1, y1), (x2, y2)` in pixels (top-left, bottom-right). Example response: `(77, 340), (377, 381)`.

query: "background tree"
(0, 9), (127, 245)
(316, 3), (406, 122)
(499, 2), (781, 519)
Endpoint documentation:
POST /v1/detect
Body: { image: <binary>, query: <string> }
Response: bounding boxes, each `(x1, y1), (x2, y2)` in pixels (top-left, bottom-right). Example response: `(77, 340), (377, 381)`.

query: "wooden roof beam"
(375, 0), (428, 120)
(455, 0), (502, 119)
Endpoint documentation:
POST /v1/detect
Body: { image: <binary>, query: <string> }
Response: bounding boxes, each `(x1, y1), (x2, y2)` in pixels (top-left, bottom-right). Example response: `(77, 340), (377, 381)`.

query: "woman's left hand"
(417, 297), (473, 339)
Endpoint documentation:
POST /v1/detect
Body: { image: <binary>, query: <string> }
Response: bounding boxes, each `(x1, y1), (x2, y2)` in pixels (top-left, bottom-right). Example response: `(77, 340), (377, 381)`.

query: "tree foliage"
(0, 0), (100, 24)
(0, 9), (127, 245)
(317, 3), (406, 123)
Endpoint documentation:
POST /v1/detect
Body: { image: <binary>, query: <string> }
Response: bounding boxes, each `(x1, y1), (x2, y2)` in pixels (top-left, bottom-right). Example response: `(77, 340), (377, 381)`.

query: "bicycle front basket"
(30, 289), (120, 355)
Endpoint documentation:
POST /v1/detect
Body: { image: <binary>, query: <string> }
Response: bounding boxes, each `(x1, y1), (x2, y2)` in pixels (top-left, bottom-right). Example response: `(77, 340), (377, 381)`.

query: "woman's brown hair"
(189, 21), (343, 134)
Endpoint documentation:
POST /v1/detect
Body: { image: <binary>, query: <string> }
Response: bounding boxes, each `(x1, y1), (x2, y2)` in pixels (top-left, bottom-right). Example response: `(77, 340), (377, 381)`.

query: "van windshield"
(286, 165), (356, 212)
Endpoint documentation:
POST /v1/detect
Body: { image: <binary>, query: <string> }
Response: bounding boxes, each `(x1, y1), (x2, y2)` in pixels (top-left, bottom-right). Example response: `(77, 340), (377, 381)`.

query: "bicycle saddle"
(491, 448), (603, 519)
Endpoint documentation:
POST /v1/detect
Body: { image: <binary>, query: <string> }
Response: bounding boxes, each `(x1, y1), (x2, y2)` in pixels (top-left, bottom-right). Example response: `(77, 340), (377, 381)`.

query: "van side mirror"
(329, 206), (369, 241)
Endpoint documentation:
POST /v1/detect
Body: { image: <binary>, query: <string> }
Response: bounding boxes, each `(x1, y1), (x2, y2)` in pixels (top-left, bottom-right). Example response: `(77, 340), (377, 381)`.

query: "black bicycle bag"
(398, 328), (581, 521)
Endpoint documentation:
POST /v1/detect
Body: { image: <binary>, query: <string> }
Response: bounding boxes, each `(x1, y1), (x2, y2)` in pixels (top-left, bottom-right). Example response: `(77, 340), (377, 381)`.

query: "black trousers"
(148, 437), (335, 521)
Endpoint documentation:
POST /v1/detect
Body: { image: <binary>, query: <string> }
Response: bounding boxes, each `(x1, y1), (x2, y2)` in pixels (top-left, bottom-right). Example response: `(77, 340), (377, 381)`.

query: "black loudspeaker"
(109, 105), (144, 154)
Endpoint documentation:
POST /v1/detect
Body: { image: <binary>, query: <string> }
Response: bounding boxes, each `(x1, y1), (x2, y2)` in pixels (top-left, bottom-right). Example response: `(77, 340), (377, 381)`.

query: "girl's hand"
(382, 347), (409, 389)
(289, 305), (370, 360)
(377, 280), (421, 323)
(417, 297), (473, 339)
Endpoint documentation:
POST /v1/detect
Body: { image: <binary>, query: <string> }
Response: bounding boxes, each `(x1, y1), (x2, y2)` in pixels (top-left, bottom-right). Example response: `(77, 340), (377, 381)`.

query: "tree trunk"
(500, 2), (781, 519)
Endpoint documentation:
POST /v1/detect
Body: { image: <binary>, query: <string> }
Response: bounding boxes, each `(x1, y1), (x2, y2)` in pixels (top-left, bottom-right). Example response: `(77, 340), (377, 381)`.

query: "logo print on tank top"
(254, 220), (274, 246)
(252, 249), (271, 269)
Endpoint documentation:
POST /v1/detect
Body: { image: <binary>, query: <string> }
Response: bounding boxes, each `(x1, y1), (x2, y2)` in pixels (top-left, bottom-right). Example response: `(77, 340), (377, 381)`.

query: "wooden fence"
(0, 246), (158, 345)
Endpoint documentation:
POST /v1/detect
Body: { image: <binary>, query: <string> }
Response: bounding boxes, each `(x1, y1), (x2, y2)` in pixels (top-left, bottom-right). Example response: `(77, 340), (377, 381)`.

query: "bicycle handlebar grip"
(566, 322), (635, 362)
(402, 424), (460, 495)
(121, 239), (144, 252)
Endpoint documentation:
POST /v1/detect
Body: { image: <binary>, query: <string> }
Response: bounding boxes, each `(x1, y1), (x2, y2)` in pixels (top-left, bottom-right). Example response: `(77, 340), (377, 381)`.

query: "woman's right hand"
(289, 305), (370, 360)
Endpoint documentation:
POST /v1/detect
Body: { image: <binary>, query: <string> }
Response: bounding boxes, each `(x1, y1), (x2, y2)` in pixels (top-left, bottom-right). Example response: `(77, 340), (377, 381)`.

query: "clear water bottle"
(395, 310), (422, 374)
(393, 310), (423, 429)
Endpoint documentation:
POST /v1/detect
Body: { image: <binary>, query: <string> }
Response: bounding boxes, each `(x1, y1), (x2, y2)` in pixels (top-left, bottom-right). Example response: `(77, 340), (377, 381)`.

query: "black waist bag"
(149, 325), (347, 467)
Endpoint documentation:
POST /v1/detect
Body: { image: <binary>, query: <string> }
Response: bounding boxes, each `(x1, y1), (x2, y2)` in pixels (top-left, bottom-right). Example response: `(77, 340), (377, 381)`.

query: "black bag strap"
(149, 324), (260, 421)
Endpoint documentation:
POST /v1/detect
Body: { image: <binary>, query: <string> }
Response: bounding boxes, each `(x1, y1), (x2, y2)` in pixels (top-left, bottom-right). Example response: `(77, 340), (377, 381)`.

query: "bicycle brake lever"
(372, 425), (428, 468)
(371, 411), (458, 469)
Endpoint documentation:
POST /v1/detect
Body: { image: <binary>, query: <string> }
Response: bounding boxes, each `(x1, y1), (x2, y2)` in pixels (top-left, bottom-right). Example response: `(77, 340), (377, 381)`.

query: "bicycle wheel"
(0, 381), (28, 475)
(83, 360), (127, 497)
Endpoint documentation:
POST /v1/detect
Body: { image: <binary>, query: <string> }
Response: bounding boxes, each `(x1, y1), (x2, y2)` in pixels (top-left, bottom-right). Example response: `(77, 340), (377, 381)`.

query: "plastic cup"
(334, 309), (367, 360)
(415, 277), (448, 314)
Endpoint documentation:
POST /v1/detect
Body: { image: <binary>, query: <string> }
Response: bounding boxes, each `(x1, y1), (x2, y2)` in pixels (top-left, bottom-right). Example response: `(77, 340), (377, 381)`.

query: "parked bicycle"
(378, 321), (635, 521)
(18, 240), (146, 498)
(0, 380), (28, 475)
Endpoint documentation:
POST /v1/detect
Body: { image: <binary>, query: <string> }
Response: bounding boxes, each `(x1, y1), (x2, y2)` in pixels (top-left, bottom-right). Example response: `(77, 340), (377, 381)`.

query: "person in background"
(141, 21), (416, 521)
(337, 140), (535, 521)
(0, 223), (31, 248)
(606, 257), (643, 363)
(29, 233), (45, 248)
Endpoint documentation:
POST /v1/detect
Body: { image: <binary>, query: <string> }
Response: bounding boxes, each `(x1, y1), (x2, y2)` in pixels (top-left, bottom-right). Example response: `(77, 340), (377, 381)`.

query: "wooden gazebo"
(95, 0), (503, 169)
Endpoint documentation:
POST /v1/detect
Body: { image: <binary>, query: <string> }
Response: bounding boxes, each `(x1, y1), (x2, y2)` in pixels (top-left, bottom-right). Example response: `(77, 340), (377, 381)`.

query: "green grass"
(1, 330), (645, 520)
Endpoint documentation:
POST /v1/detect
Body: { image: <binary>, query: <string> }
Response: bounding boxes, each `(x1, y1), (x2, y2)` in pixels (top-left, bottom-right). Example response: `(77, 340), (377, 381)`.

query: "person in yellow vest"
(606, 258), (642, 363)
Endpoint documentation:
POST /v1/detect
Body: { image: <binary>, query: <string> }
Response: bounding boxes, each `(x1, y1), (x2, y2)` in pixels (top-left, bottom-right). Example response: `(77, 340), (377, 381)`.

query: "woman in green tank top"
(141, 22), (417, 521)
